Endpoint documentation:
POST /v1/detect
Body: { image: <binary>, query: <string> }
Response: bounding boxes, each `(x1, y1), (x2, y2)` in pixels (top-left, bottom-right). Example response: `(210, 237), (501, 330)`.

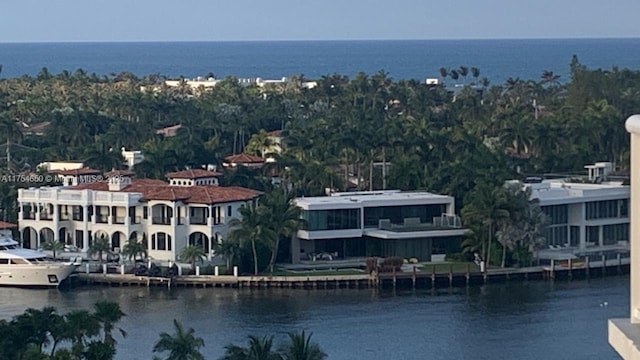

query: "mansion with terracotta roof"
(17, 169), (261, 262)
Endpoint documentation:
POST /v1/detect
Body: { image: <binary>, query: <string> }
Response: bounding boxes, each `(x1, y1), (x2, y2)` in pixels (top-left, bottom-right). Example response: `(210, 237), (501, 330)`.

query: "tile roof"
(267, 130), (282, 137)
(69, 179), (261, 204)
(105, 169), (135, 177)
(224, 153), (264, 164)
(166, 169), (222, 179)
(51, 167), (102, 176)
(0, 221), (17, 229)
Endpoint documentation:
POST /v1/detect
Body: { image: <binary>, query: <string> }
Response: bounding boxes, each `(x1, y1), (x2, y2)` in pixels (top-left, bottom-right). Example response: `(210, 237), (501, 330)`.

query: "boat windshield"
(29, 257), (48, 264)
(0, 244), (18, 250)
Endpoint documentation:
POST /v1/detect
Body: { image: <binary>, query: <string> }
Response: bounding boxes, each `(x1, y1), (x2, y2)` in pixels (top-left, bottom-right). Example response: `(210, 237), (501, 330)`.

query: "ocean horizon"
(1, 38), (639, 84)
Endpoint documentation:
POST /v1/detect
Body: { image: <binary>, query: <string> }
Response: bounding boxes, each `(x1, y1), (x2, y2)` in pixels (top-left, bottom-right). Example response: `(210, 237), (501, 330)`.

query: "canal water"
(0, 276), (628, 360)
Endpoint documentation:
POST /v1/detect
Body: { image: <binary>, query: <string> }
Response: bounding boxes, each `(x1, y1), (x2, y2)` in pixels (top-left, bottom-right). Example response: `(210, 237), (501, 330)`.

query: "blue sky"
(2, 0), (639, 42)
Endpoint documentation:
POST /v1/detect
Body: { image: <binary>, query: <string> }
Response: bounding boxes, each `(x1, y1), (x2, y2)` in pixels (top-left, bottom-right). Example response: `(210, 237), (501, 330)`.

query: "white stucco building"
(17, 170), (261, 262)
(292, 190), (466, 263)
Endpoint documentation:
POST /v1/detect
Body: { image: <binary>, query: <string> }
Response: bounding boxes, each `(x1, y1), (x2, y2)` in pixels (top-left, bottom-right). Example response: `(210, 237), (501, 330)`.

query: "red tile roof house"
(17, 169), (261, 263)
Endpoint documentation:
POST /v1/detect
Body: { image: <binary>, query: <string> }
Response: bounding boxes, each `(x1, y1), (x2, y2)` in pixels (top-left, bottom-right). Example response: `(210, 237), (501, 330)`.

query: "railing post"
(120, 264), (125, 275)
(214, 266), (219, 276)
(233, 266), (238, 277)
(102, 264), (107, 274)
(195, 266), (200, 276)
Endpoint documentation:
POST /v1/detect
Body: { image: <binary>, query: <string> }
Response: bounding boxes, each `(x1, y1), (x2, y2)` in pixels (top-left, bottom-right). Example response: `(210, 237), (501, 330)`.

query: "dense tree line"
(0, 302), (326, 360)
(1, 57), (638, 267)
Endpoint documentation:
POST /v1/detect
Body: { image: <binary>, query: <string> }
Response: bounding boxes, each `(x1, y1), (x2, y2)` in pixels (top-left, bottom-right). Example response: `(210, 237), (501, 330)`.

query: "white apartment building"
(17, 169), (261, 262)
(292, 190), (466, 263)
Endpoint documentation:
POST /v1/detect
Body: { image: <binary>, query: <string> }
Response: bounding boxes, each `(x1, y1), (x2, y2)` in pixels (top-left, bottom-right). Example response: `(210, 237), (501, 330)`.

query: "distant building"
(525, 179), (629, 253)
(292, 190), (466, 263)
(121, 148), (144, 168)
(223, 153), (265, 169)
(156, 124), (183, 137)
(17, 170), (261, 262)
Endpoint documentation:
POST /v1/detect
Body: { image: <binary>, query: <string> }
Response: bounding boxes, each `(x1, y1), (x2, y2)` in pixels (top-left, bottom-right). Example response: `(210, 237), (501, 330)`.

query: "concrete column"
(233, 266), (238, 277)
(195, 266), (200, 276)
(626, 115), (640, 323)
(214, 266), (219, 276)
(120, 265), (125, 275)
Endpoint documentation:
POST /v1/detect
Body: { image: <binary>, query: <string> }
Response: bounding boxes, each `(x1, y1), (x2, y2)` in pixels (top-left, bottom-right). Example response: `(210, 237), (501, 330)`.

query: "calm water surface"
(0, 276), (628, 360)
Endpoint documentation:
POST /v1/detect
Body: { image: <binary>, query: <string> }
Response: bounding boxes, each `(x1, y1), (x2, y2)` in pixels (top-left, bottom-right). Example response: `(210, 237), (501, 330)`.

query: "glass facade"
(545, 226), (568, 246)
(542, 205), (568, 225)
(585, 199), (629, 220)
(602, 223), (629, 245)
(302, 209), (361, 231)
(363, 204), (445, 227)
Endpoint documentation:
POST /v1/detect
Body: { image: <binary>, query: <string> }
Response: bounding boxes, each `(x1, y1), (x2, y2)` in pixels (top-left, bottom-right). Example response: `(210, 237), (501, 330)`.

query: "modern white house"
(17, 170), (261, 262)
(292, 190), (466, 263)
(525, 175), (630, 254)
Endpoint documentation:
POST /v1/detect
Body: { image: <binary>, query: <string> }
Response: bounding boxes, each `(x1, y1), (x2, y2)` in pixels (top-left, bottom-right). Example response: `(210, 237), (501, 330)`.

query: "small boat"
(0, 235), (79, 287)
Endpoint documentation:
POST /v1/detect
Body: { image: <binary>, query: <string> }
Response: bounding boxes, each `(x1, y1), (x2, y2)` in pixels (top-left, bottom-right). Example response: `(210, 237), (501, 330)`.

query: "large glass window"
(602, 223), (629, 245)
(586, 199), (629, 220)
(544, 225), (568, 246)
(302, 209), (361, 231)
(541, 205), (568, 225)
(363, 204), (445, 227)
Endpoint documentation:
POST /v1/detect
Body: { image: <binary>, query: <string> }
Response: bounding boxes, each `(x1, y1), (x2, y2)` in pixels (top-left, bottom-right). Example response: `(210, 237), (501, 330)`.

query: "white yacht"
(0, 236), (79, 287)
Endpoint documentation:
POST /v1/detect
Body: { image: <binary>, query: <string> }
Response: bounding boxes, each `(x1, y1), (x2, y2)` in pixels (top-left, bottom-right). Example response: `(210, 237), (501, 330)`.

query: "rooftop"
(0, 221), (17, 230)
(295, 190), (453, 210)
(224, 153), (265, 164)
(70, 179), (260, 204)
(525, 180), (629, 206)
(50, 167), (102, 176)
(166, 169), (222, 179)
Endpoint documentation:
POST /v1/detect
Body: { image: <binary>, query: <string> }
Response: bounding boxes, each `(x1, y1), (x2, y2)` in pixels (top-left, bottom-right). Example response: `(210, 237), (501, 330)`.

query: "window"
(143, 206), (148, 219)
(586, 200), (629, 220)
(542, 205), (568, 225)
(227, 206), (232, 217)
(302, 209), (361, 231)
(602, 223), (629, 245)
(151, 233), (172, 251)
(570, 226), (580, 247)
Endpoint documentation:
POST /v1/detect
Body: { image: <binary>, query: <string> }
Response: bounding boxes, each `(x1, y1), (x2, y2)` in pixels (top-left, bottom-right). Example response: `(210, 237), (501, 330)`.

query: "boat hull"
(0, 264), (77, 287)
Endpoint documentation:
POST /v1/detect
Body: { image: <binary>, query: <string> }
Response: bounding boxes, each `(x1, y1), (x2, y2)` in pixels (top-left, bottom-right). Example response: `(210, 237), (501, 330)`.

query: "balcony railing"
(190, 217), (207, 225)
(23, 212), (36, 220)
(96, 214), (109, 223)
(152, 216), (171, 225)
(113, 216), (126, 224)
(40, 213), (53, 221)
(130, 216), (142, 224)
(377, 215), (463, 232)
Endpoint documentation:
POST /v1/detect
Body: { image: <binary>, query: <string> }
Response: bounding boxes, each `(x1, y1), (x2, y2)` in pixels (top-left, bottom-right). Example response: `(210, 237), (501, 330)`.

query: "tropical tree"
(42, 239), (65, 260)
(122, 234), (148, 265)
(89, 233), (111, 264)
(221, 335), (281, 360)
(461, 182), (512, 267)
(260, 189), (304, 273)
(280, 331), (327, 360)
(153, 319), (205, 360)
(227, 204), (276, 275)
(180, 245), (206, 273)
(93, 301), (127, 348)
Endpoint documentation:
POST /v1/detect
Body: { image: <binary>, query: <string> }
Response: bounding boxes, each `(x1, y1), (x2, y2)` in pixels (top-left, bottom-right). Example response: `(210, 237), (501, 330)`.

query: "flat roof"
(294, 190), (453, 210)
(527, 180), (629, 206)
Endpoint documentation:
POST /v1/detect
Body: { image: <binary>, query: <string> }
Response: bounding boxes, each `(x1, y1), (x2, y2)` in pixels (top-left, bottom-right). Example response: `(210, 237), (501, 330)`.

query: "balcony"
(96, 214), (109, 223)
(113, 216), (126, 224)
(23, 212), (36, 220)
(190, 217), (207, 225)
(40, 212), (53, 221)
(130, 216), (142, 225)
(152, 217), (171, 225)
(377, 215), (462, 232)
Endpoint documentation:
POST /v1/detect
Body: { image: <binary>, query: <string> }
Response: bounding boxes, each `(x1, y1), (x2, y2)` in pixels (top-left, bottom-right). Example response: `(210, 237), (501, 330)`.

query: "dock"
(70, 257), (630, 290)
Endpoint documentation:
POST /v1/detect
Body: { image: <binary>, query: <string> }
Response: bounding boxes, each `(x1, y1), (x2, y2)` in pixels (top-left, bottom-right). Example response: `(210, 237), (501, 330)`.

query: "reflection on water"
(0, 276), (628, 360)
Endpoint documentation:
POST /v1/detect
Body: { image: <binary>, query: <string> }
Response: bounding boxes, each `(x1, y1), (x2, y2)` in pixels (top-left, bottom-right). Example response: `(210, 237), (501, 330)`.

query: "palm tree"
(42, 240), (64, 260)
(227, 204), (276, 275)
(122, 234), (148, 265)
(93, 301), (127, 348)
(461, 183), (511, 268)
(261, 189), (304, 273)
(64, 309), (101, 358)
(180, 245), (206, 273)
(217, 238), (241, 271)
(89, 234), (111, 265)
(221, 335), (280, 360)
(153, 319), (205, 360)
(280, 331), (326, 360)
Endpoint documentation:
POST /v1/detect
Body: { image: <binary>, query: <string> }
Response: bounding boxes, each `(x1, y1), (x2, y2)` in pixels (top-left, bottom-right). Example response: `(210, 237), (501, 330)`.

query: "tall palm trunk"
(485, 222), (492, 270)
(268, 236), (280, 274)
(501, 241), (507, 268)
(251, 239), (258, 275)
